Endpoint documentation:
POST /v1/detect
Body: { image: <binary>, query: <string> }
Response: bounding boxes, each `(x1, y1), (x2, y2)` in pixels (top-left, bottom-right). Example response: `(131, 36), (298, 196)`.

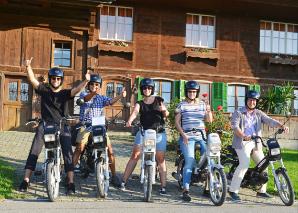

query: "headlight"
(144, 139), (155, 146)
(270, 148), (280, 156)
(93, 136), (103, 143)
(209, 144), (221, 153)
(44, 134), (55, 142)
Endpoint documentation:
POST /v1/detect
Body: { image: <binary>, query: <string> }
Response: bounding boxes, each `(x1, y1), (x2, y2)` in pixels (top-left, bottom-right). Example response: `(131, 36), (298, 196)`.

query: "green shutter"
(249, 84), (261, 92)
(212, 82), (227, 112)
(135, 76), (144, 101)
(174, 80), (186, 100)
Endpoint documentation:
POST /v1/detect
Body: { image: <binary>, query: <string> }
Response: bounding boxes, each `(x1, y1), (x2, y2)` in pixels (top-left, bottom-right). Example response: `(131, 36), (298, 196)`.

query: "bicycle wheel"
(275, 168), (295, 206)
(46, 161), (59, 202)
(143, 165), (153, 202)
(209, 167), (227, 206)
(96, 160), (106, 198)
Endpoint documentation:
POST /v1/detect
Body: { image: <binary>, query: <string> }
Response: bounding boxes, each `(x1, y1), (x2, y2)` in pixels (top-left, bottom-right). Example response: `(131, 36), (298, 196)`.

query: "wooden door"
(102, 79), (130, 128)
(3, 76), (32, 131)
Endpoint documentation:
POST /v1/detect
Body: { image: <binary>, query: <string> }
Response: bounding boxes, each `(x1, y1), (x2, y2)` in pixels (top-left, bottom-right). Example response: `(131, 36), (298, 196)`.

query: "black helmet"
(140, 78), (155, 96)
(185, 80), (200, 98)
(89, 74), (102, 87)
(48, 67), (64, 87)
(245, 90), (260, 108)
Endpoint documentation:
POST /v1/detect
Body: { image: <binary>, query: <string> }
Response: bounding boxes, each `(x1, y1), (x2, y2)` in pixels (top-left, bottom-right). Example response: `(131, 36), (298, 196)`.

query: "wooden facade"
(0, 0), (297, 131)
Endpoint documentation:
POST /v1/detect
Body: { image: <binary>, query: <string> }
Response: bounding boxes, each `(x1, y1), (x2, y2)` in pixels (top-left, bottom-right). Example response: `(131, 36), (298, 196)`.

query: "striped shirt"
(176, 100), (206, 132)
(79, 91), (112, 123)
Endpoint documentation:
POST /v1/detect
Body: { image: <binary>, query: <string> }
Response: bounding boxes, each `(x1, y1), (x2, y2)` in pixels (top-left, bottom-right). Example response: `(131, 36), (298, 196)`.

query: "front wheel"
(275, 169), (295, 206)
(209, 167), (227, 206)
(46, 161), (60, 202)
(96, 160), (107, 198)
(176, 158), (184, 190)
(143, 165), (153, 202)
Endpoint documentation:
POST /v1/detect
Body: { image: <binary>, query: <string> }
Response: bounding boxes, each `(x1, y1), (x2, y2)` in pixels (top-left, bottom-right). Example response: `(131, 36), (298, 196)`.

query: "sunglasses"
(187, 90), (197, 94)
(90, 82), (100, 86)
(51, 77), (62, 81)
(142, 86), (152, 90)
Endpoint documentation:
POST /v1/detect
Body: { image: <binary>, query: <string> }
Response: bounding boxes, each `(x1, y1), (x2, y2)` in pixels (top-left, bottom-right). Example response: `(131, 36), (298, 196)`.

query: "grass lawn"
(0, 159), (15, 199)
(265, 149), (298, 199)
(0, 159), (25, 200)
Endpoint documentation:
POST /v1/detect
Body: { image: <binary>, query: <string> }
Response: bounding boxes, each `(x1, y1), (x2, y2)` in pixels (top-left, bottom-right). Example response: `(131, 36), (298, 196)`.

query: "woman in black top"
(121, 78), (169, 195)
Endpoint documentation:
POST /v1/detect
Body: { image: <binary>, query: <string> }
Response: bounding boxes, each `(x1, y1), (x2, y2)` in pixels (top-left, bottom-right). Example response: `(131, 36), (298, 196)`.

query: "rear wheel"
(275, 169), (294, 206)
(143, 165), (153, 202)
(209, 167), (227, 206)
(46, 161), (59, 202)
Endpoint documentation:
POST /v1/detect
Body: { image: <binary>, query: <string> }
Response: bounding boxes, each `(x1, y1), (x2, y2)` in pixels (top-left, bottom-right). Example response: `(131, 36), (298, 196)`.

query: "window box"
(98, 40), (133, 53)
(268, 56), (298, 66)
(185, 48), (220, 61)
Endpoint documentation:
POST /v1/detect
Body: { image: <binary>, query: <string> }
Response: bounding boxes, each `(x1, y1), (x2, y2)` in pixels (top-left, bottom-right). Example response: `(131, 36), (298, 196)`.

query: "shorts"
(76, 126), (111, 145)
(134, 130), (167, 152)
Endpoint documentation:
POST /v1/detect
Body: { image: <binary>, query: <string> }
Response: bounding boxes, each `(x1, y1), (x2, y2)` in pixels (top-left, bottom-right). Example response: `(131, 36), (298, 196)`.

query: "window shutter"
(212, 82), (227, 112)
(135, 76), (144, 101)
(174, 80), (186, 100)
(249, 84), (261, 92)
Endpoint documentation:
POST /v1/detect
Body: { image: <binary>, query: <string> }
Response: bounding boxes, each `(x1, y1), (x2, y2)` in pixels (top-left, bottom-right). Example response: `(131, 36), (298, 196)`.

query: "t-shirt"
(79, 91), (112, 123)
(175, 100), (206, 132)
(35, 84), (72, 124)
(137, 96), (165, 130)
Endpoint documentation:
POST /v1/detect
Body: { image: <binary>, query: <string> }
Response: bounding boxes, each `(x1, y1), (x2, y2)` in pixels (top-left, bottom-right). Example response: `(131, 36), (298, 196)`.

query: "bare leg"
(156, 151), (167, 188)
(122, 145), (141, 183)
(72, 143), (85, 166)
(24, 169), (33, 182)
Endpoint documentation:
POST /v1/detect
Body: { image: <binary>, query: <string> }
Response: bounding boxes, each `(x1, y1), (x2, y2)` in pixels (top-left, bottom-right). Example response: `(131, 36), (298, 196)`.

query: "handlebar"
(184, 128), (207, 141)
(250, 128), (284, 147)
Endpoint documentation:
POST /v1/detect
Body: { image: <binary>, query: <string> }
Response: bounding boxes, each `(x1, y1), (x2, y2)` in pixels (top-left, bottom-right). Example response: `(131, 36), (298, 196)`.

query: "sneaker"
(256, 192), (273, 198)
(159, 187), (167, 196)
(120, 182), (126, 191)
(229, 191), (241, 202)
(182, 191), (191, 202)
(19, 180), (29, 192)
(67, 183), (76, 194)
(202, 189), (210, 197)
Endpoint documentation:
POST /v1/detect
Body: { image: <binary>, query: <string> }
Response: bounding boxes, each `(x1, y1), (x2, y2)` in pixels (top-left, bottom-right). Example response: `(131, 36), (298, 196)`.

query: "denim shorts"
(134, 130), (167, 152)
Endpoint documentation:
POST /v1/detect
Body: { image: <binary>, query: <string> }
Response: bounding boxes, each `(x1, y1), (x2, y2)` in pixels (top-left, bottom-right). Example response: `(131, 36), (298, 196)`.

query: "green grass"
(264, 149), (298, 199)
(0, 159), (15, 199)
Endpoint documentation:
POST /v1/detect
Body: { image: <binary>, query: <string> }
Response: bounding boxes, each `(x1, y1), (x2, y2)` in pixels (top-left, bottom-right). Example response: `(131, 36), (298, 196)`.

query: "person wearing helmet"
(228, 90), (289, 202)
(19, 57), (91, 194)
(72, 72), (126, 186)
(174, 80), (213, 202)
(120, 78), (169, 195)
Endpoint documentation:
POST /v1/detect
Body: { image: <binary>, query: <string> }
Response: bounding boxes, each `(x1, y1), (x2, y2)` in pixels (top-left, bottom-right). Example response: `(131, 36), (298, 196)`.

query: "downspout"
(0, 72), (5, 131)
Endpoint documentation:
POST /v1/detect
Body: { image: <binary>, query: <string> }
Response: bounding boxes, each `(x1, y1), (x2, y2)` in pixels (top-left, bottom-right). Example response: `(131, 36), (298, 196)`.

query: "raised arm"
(70, 70), (90, 97)
(25, 57), (39, 89)
(110, 87), (127, 105)
(126, 103), (140, 127)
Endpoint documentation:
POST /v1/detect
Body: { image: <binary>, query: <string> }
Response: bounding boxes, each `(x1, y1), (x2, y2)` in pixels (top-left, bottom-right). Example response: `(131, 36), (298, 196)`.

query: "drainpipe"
(0, 72), (5, 131)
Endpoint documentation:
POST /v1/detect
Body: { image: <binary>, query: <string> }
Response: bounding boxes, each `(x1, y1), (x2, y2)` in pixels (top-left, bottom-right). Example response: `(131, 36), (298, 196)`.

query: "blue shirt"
(241, 107), (257, 136)
(79, 91), (112, 123)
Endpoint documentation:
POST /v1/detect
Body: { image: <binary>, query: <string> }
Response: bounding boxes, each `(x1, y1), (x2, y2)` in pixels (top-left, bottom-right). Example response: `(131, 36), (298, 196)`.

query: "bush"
(166, 98), (180, 146)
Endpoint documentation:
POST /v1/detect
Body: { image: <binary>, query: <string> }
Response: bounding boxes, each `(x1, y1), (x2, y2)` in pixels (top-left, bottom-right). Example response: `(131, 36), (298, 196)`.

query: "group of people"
(18, 59), (288, 202)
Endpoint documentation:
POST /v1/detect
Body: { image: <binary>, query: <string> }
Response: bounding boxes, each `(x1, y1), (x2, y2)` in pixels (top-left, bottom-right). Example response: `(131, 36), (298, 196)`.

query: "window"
(293, 89), (298, 115)
(7, 79), (30, 103)
(100, 5), (133, 41)
(260, 21), (298, 55)
(227, 85), (247, 113)
(53, 41), (72, 68)
(186, 14), (215, 48)
(199, 83), (211, 104)
(154, 80), (173, 104)
(105, 81), (124, 99)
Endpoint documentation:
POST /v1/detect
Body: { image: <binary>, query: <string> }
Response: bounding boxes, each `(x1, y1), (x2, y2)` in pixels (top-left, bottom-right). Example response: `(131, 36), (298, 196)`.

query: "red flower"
(202, 93), (208, 98)
(217, 105), (223, 111)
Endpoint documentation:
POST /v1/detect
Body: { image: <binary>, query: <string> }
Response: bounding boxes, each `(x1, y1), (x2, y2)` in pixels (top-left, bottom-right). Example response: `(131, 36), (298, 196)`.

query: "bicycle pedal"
(131, 174), (139, 180)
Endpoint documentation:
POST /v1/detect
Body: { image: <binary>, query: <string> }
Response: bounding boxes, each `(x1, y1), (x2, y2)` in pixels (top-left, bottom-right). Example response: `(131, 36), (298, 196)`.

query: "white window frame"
(185, 13), (216, 48)
(99, 5), (133, 42)
(293, 88), (298, 115)
(260, 20), (298, 55)
(152, 79), (174, 104)
(227, 83), (249, 113)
